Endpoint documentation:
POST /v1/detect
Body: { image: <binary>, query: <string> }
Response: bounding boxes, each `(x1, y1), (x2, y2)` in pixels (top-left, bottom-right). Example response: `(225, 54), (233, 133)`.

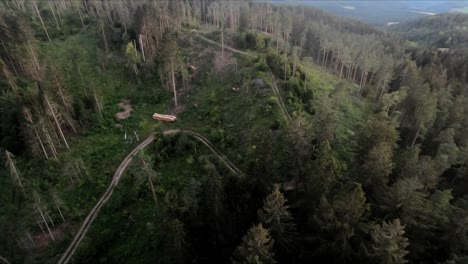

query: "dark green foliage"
(232, 224), (276, 264)
(367, 219), (409, 264)
(258, 185), (297, 249)
(237, 31), (267, 51)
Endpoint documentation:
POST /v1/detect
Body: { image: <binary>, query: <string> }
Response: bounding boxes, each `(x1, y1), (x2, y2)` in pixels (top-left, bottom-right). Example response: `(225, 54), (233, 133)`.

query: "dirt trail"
(267, 67), (291, 121)
(182, 130), (245, 176)
(58, 129), (244, 263)
(195, 34), (256, 58)
(116, 99), (133, 120)
(58, 134), (158, 264)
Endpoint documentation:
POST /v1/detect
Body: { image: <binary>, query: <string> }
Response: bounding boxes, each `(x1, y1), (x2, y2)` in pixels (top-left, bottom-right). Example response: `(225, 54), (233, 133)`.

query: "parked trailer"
(152, 113), (177, 122)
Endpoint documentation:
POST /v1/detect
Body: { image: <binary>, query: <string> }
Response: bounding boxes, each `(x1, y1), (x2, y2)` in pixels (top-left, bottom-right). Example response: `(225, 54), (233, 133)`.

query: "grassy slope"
(29, 27), (171, 262)
(25, 25), (372, 262)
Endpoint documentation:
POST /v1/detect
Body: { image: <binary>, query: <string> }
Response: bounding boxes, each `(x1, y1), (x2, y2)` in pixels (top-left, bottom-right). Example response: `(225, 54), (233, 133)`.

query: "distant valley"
(265, 0), (468, 26)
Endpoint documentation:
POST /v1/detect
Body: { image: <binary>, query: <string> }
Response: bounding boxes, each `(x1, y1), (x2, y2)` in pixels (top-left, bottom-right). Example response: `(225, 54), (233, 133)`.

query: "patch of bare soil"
(198, 47), (215, 59)
(171, 104), (186, 115)
(32, 222), (70, 250)
(116, 99), (133, 120)
(213, 51), (237, 73)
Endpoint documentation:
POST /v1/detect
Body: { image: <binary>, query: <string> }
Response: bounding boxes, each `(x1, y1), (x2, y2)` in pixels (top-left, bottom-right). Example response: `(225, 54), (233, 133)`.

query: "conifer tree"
(309, 140), (339, 196)
(232, 224), (276, 264)
(258, 185), (297, 248)
(125, 42), (140, 77)
(166, 218), (187, 264)
(160, 33), (183, 107)
(369, 219), (409, 264)
(312, 182), (368, 256)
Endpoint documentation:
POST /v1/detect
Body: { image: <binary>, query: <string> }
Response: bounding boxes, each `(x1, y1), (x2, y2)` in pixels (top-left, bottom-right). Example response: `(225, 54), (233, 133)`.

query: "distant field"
(410, 11), (437, 16)
(340, 6), (356, 11)
(451, 7), (468, 14)
(266, 0), (466, 27)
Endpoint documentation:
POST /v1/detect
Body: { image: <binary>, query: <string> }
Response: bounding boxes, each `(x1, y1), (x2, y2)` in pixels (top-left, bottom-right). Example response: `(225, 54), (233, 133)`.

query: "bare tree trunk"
(339, 63), (344, 79)
(363, 72), (369, 87)
(57, 85), (69, 114)
(325, 50), (330, 67)
(378, 85), (385, 103)
(64, 114), (77, 133)
(100, 22), (109, 55)
(411, 127), (420, 148)
(37, 205), (55, 241)
(27, 41), (40, 71)
(26, 232), (37, 248)
(369, 71), (375, 85)
(44, 95), (69, 149)
(5, 150), (24, 190)
(55, 201), (66, 222)
(0, 38), (19, 77)
(133, 64), (138, 77)
(171, 63), (178, 107)
(292, 54), (298, 78)
(229, 1), (234, 29)
(221, 26), (224, 58)
(353, 65), (358, 82)
(77, 65), (88, 96)
(144, 161), (159, 211)
(76, 2), (85, 29)
(45, 211), (55, 227)
(34, 127), (49, 159)
(33, 1), (51, 41)
(36, 220), (46, 236)
(322, 49), (326, 66)
(359, 71), (365, 92)
(276, 37), (279, 56)
(283, 47), (287, 81)
(93, 90), (103, 120)
(48, 2), (60, 29)
(49, 119), (61, 144)
(43, 126), (58, 159)
(139, 34), (146, 62)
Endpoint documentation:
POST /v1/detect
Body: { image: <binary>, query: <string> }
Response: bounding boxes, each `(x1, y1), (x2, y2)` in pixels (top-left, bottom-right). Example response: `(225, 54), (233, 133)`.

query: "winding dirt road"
(183, 130), (245, 176)
(58, 129), (243, 263)
(58, 134), (158, 264)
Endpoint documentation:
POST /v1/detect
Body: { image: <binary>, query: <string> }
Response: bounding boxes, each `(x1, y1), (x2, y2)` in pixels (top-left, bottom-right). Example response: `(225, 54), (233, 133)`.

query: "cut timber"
(152, 113), (176, 122)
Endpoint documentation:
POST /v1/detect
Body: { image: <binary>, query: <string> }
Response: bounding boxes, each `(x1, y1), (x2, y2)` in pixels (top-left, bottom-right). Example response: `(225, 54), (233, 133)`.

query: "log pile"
(152, 113), (177, 122)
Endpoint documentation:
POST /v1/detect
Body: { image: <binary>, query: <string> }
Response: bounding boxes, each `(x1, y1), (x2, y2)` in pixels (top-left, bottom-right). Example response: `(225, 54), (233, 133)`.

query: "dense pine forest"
(1, 1), (468, 263)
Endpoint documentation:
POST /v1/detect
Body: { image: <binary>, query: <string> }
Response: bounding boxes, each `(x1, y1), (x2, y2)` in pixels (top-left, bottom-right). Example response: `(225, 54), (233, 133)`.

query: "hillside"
(268, 0), (468, 26)
(390, 12), (468, 49)
(390, 13), (468, 84)
(2, 1), (468, 264)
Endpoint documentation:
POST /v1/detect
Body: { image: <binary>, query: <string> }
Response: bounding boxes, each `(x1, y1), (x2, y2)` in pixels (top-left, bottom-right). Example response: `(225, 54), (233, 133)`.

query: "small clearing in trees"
(32, 223), (70, 250)
(116, 99), (133, 120)
(213, 51), (237, 73)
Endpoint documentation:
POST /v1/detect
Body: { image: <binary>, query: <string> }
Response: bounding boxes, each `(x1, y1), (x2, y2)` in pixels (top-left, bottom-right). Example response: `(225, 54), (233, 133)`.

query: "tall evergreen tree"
(232, 224), (276, 264)
(258, 185), (297, 248)
(368, 219), (409, 264)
